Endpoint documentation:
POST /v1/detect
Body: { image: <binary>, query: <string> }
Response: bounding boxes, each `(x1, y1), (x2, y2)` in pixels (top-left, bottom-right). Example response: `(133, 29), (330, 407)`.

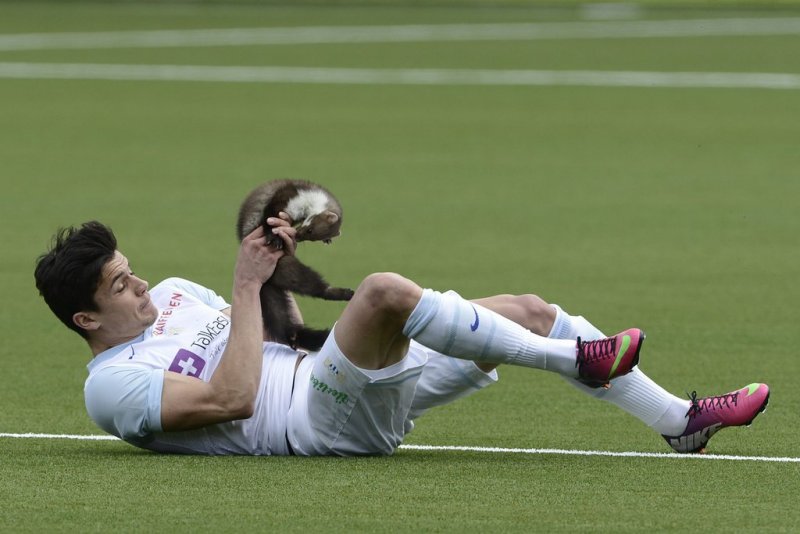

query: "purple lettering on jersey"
(168, 349), (205, 378)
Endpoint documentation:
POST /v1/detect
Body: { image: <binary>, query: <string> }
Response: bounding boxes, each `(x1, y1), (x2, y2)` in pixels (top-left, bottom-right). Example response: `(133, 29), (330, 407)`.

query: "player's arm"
(159, 214), (296, 431)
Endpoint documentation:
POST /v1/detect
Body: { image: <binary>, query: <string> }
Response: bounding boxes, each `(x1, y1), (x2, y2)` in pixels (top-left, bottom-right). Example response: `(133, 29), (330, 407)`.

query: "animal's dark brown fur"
(236, 180), (352, 350)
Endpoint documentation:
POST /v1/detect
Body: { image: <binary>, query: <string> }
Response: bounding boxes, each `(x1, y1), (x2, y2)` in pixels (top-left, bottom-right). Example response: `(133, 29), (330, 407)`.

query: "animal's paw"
(266, 234), (284, 250)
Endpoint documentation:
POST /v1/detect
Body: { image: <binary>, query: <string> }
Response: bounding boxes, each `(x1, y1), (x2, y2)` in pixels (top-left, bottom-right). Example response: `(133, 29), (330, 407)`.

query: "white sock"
(550, 304), (690, 435)
(403, 289), (580, 377)
(549, 304), (605, 341)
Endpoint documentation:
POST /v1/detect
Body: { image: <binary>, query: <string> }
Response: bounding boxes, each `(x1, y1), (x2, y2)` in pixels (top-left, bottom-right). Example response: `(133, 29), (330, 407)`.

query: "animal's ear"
(323, 211), (339, 224)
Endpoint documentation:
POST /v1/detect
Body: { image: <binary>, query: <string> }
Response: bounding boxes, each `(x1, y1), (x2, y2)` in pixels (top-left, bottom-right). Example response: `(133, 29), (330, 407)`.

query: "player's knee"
(356, 272), (420, 316)
(514, 294), (556, 335)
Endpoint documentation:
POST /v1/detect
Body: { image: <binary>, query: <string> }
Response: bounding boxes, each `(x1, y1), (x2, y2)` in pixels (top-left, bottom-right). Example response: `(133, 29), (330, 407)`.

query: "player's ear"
(73, 311), (101, 333)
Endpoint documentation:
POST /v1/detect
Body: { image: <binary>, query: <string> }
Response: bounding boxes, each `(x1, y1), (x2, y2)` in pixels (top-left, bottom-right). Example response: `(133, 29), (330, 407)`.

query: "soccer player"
(34, 217), (769, 456)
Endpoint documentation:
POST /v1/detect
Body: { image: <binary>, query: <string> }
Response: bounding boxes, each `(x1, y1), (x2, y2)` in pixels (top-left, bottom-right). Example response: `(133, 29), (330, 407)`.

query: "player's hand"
(266, 211), (297, 256)
(235, 224), (285, 286)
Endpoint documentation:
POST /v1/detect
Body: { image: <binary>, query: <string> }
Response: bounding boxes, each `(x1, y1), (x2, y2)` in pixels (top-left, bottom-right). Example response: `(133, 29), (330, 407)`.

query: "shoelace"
(685, 390), (740, 418)
(575, 336), (617, 368)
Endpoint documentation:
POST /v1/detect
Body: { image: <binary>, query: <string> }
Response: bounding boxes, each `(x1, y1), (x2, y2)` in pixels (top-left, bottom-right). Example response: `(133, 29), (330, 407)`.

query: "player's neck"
(87, 329), (145, 357)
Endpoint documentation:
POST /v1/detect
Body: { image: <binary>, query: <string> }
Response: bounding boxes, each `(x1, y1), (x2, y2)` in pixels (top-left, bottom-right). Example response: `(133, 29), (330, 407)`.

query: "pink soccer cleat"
(662, 383), (770, 454)
(575, 328), (645, 388)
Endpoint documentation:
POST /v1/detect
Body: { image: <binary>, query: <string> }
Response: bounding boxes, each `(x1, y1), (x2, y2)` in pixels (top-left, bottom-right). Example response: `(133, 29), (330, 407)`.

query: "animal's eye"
(306, 228), (313, 233)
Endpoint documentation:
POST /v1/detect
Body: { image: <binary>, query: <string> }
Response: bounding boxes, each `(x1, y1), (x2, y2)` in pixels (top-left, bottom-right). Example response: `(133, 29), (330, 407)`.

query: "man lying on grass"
(34, 217), (769, 456)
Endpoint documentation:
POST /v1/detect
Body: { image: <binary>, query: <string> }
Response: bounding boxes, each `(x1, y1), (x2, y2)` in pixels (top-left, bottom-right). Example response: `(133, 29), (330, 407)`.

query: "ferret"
(236, 179), (353, 351)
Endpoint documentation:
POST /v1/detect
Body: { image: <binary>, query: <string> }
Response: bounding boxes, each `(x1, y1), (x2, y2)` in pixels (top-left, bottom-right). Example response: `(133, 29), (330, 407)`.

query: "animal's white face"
(296, 211), (341, 243)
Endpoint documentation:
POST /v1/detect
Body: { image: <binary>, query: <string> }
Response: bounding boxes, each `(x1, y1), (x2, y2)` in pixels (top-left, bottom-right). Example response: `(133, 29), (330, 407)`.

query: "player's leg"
(544, 302), (690, 435)
(288, 275), (605, 455)
(291, 274), (636, 456)
(473, 295), (690, 435)
(498, 295), (768, 452)
(405, 293), (637, 424)
(407, 293), (654, 423)
(335, 273), (642, 383)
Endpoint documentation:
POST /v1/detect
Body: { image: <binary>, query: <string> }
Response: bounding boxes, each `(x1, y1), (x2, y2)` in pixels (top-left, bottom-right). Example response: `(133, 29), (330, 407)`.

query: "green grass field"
(2, 1), (800, 531)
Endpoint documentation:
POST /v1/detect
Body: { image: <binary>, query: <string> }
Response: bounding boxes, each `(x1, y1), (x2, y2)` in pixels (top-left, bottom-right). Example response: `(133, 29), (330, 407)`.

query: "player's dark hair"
(34, 221), (118, 340)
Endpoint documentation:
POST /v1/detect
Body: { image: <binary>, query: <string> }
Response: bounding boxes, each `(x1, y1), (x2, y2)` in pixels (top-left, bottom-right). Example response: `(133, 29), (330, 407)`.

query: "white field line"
(1, 433), (799, 463)
(2, 62), (800, 90)
(0, 432), (118, 441)
(2, 18), (800, 50)
(401, 444), (800, 463)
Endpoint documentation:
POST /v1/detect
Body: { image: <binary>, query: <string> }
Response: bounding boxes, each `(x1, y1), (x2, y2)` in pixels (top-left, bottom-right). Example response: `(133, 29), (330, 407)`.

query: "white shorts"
(286, 326), (498, 456)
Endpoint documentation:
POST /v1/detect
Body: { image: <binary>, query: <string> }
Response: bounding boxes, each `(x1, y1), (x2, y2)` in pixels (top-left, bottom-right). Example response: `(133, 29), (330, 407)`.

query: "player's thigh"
(407, 343), (498, 421)
(287, 327), (427, 456)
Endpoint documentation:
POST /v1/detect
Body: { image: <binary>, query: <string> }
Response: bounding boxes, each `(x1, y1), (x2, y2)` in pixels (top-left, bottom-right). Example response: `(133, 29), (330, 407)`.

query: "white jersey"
(84, 277), (301, 455)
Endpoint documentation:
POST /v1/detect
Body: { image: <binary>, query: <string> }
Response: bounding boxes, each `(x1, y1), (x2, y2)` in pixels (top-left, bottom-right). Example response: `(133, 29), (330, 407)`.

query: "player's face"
(91, 251), (158, 341)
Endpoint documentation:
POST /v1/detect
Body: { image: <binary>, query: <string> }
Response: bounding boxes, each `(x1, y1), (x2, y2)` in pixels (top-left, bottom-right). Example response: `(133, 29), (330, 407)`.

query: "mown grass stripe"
(3, 63), (800, 90)
(3, 18), (800, 50)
